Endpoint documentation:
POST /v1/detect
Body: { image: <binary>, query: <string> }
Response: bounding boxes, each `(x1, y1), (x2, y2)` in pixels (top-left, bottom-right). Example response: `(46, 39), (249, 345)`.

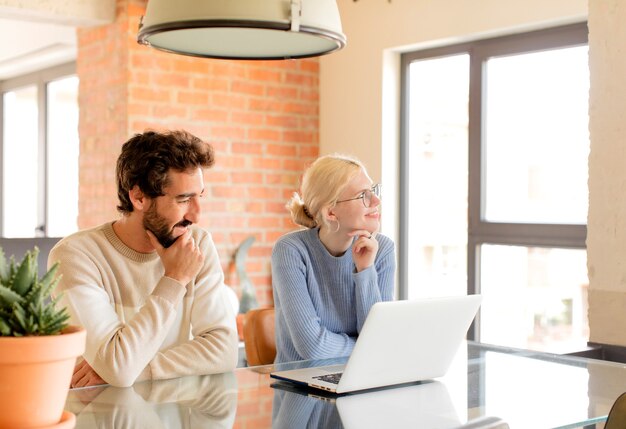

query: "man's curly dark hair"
(116, 130), (215, 214)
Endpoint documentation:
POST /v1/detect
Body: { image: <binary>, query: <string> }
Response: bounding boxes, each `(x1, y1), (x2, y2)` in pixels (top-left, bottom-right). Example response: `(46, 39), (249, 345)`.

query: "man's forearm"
(147, 325), (239, 380)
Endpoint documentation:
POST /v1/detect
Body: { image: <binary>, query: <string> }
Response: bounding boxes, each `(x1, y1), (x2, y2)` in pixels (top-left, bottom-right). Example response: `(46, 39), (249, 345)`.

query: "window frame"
(0, 62), (77, 238)
(399, 23), (589, 340)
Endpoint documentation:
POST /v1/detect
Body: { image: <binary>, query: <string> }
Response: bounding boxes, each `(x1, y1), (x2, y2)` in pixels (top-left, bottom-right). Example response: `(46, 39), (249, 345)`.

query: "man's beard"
(143, 202), (191, 248)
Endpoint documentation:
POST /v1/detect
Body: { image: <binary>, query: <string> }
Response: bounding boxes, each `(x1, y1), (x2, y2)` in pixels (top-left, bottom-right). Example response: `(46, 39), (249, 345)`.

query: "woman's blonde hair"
(287, 154), (364, 228)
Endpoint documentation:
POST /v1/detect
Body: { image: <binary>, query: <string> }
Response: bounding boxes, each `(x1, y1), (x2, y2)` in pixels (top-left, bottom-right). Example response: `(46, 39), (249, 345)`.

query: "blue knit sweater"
(271, 227), (395, 363)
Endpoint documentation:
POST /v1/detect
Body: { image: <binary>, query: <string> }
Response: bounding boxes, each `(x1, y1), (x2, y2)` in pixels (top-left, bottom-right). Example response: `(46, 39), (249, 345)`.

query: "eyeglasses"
(336, 183), (381, 208)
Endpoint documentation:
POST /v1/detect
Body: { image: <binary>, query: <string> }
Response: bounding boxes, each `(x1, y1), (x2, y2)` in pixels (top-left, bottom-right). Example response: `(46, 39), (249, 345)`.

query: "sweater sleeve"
(50, 240), (185, 387)
(272, 239), (356, 360)
(145, 234), (238, 380)
(353, 236), (396, 332)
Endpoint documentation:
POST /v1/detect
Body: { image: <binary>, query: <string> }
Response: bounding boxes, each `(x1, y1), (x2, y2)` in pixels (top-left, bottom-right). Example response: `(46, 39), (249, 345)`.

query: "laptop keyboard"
(312, 372), (343, 385)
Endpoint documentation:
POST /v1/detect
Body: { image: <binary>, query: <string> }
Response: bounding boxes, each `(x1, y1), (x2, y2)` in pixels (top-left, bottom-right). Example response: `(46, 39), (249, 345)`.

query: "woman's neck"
(318, 226), (352, 257)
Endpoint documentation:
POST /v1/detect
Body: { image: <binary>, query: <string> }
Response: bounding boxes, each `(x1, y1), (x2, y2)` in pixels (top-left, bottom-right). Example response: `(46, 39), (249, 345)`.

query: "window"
(1, 63), (79, 238)
(400, 23), (589, 353)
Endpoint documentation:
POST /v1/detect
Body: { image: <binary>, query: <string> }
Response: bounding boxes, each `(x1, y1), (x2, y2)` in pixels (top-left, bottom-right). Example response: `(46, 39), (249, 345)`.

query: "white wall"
(587, 0), (626, 346)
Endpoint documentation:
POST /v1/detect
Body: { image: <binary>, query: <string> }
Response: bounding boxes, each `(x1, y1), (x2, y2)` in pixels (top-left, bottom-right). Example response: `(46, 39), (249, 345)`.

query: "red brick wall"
(77, 0), (319, 307)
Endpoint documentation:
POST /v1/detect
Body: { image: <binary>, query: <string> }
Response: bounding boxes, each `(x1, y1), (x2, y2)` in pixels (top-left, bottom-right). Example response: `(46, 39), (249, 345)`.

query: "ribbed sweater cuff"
(153, 276), (187, 304)
(352, 264), (376, 280)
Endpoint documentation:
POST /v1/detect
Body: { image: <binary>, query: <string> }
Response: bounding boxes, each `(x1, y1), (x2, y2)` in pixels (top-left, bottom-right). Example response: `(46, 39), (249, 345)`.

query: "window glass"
(47, 76), (79, 237)
(480, 244), (589, 352)
(401, 24), (589, 352)
(2, 86), (39, 237)
(483, 46), (589, 224)
(407, 54), (469, 299)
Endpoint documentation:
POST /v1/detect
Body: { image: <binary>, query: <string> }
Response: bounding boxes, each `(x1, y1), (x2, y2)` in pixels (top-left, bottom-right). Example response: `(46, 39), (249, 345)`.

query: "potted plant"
(0, 246), (86, 429)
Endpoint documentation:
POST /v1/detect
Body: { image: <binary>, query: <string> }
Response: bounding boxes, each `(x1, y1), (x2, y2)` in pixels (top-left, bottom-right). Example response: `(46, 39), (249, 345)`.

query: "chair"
(605, 392), (626, 429)
(243, 307), (276, 367)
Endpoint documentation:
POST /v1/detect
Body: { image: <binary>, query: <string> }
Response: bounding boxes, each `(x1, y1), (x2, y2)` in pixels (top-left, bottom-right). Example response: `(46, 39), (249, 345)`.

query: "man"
(49, 130), (238, 388)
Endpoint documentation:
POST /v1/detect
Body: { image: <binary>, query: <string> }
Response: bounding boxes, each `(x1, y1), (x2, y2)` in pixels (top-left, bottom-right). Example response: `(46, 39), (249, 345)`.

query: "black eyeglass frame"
(335, 183), (382, 208)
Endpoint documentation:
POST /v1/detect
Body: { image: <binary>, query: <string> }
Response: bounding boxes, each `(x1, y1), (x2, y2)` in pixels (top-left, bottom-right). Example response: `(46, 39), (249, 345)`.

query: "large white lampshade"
(137, 0), (347, 60)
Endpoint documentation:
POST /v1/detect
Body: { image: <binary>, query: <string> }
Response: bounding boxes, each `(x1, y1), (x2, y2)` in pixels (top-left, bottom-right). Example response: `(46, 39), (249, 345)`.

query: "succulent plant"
(0, 246), (69, 336)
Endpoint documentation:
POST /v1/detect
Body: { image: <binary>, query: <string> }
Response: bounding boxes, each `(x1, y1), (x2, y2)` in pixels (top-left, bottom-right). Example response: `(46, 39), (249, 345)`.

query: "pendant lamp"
(137, 0), (347, 60)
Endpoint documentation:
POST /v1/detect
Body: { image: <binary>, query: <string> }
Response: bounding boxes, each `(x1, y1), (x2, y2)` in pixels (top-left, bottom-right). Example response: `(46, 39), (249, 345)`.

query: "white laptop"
(270, 295), (482, 395)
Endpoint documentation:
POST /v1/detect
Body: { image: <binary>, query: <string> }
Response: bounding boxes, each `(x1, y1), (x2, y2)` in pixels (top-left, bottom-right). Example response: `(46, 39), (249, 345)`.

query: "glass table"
(65, 341), (626, 428)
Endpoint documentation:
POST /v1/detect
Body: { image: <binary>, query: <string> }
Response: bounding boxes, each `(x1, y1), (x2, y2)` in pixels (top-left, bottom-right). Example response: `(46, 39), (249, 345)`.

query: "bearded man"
(49, 130), (238, 388)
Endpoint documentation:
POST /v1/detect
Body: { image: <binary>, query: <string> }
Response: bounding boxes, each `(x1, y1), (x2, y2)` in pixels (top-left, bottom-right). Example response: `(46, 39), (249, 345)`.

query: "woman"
(272, 154), (395, 363)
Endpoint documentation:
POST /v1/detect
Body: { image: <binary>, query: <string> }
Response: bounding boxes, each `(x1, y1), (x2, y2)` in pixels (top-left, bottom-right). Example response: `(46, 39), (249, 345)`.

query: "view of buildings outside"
(407, 53), (470, 301)
(406, 46), (590, 353)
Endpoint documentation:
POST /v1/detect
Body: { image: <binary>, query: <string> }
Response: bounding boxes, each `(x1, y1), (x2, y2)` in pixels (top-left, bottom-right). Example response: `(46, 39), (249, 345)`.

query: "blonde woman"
(271, 154), (395, 363)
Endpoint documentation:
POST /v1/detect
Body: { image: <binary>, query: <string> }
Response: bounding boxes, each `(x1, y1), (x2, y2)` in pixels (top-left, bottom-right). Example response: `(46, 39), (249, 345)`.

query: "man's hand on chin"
(147, 229), (204, 286)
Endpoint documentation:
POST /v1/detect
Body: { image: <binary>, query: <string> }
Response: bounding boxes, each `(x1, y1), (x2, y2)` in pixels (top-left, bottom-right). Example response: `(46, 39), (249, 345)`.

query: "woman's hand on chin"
(349, 229), (379, 272)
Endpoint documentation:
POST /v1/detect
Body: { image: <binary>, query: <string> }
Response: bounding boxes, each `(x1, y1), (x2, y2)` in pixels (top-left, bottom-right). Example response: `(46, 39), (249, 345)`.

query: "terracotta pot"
(0, 325), (86, 429)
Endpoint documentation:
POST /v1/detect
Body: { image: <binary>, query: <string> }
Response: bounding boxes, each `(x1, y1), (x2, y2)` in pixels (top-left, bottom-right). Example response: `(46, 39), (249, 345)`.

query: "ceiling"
(0, 1), (115, 81)
(0, 17), (77, 80)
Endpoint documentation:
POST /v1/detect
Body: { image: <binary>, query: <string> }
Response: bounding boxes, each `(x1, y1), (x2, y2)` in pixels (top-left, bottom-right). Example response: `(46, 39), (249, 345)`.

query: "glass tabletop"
(65, 341), (626, 428)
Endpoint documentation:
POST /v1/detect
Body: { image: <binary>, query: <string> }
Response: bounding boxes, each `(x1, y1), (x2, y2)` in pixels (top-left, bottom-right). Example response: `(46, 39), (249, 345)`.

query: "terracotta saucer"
(37, 411), (76, 429)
